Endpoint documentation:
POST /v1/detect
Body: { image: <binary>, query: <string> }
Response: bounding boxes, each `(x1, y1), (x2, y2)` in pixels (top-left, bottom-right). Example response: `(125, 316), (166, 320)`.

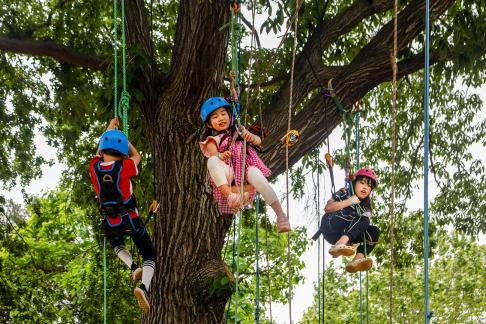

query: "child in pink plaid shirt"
(199, 97), (291, 233)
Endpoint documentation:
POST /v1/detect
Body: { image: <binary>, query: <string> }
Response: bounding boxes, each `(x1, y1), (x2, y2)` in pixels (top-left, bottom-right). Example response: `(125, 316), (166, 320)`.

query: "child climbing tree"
(0, 0), (485, 322)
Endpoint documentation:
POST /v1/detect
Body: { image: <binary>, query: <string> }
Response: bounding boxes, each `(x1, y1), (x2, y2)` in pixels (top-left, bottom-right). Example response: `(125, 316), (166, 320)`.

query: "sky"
(1, 5), (485, 324)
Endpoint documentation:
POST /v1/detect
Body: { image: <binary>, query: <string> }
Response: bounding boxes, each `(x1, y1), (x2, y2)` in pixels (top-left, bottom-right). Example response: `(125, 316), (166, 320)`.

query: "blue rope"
(224, 218), (237, 323)
(315, 151), (321, 323)
(423, 0), (431, 320)
(255, 194), (261, 323)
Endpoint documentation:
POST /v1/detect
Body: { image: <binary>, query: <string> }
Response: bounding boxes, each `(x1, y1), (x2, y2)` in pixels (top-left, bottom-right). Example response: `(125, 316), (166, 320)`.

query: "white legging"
(207, 156), (278, 205)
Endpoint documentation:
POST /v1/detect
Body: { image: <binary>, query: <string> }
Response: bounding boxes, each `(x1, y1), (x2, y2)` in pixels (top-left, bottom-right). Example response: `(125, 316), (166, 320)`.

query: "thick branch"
(261, 0), (395, 136)
(262, 0), (455, 176)
(264, 48), (450, 177)
(0, 36), (107, 70)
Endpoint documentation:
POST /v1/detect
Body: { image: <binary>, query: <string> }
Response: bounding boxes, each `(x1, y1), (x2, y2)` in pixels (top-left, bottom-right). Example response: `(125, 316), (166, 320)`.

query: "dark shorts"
(103, 215), (156, 262)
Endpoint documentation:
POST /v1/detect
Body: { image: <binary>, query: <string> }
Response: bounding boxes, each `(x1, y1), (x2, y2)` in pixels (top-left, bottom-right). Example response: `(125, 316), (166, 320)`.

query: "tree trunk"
(145, 1), (235, 322)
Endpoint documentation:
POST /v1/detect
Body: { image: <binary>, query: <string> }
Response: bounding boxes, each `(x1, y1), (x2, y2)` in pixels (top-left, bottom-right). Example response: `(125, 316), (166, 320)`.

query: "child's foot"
(276, 214), (291, 233)
(328, 244), (356, 258)
(132, 267), (142, 286)
(345, 258), (373, 273)
(134, 284), (151, 313)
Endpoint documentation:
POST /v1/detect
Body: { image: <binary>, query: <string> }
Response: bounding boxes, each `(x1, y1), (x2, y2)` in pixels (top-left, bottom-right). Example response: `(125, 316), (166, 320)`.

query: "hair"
(101, 148), (124, 157)
(353, 175), (375, 212)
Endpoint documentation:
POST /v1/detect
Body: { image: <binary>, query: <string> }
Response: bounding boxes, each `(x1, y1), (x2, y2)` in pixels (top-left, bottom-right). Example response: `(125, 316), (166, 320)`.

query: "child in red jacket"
(89, 118), (155, 313)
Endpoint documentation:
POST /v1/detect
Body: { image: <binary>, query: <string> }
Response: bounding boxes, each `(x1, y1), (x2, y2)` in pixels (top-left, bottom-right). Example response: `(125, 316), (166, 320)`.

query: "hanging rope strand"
(255, 194), (261, 323)
(286, 1), (301, 322)
(423, 0), (431, 319)
(389, 0), (398, 321)
(315, 151), (322, 323)
(119, 0), (130, 135)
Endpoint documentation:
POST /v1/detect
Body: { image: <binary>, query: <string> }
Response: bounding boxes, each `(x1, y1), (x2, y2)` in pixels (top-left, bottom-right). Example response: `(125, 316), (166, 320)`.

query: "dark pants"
(321, 213), (380, 255)
(107, 216), (156, 262)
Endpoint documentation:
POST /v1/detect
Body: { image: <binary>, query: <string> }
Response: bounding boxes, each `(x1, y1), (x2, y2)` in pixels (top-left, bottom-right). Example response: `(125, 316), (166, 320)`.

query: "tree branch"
(0, 36), (107, 70)
(262, 0), (455, 177)
(261, 0), (395, 137)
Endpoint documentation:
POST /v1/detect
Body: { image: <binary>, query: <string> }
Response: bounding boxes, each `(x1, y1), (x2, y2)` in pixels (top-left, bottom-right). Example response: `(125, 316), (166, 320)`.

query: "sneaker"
(132, 267), (142, 286)
(329, 244), (356, 258)
(134, 284), (151, 313)
(345, 258), (373, 273)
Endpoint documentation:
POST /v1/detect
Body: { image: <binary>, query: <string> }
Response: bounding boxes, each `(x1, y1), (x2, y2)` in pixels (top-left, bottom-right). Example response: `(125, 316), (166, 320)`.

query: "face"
(208, 107), (230, 132)
(354, 177), (373, 200)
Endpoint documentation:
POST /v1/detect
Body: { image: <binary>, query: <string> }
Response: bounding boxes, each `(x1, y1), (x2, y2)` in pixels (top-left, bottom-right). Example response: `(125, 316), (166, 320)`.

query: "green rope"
(227, 5), (246, 323)
(343, 109), (369, 324)
(113, 0), (118, 120)
(113, 0), (130, 136)
(104, 1), (130, 322)
(103, 237), (107, 324)
(119, 0), (129, 135)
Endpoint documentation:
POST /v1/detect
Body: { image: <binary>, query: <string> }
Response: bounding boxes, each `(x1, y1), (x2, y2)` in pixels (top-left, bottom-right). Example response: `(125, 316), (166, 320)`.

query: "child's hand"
(240, 127), (255, 143)
(107, 117), (119, 130)
(219, 151), (232, 161)
(350, 195), (360, 205)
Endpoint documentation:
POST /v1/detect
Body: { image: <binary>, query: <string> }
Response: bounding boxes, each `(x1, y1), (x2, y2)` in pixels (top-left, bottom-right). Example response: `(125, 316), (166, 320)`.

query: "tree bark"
(145, 0), (235, 322)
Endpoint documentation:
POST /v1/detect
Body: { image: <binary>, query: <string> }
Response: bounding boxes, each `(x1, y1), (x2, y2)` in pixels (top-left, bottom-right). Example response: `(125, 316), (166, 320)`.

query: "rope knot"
(118, 90), (131, 111)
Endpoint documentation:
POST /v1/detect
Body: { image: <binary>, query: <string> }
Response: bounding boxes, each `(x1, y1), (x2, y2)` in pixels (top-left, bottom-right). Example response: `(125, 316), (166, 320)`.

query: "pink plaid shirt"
(200, 130), (271, 215)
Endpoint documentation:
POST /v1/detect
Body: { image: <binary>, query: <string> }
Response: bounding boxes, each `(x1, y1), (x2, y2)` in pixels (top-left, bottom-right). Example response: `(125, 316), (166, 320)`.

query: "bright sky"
(1, 5), (485, 324)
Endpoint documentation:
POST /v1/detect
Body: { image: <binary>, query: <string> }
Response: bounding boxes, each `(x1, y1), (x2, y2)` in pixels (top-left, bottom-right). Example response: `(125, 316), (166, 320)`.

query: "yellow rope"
(286, 1), (302, 322)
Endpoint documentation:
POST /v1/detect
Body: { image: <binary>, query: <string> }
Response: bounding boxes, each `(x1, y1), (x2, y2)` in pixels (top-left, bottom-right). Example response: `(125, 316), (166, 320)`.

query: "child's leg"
(247, 166), (290, 232)
(130, 219), (156, 292)
(345, 225), (380, 272)
(110, 237), (136, 269)
(246, 166), (278, 204)
(345, 215), (371, 245)
(207, 156), (233, 197)
(353, 225), (381, 260)
(113, 245), (133, 268)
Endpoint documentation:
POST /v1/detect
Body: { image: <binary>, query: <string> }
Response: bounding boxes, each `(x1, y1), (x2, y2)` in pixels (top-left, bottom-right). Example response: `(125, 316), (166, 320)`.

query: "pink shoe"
(277, 214), (291, 233)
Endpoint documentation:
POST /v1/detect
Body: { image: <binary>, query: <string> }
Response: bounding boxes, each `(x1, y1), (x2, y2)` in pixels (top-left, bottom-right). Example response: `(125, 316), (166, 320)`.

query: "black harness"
(94, 160), (136, 235)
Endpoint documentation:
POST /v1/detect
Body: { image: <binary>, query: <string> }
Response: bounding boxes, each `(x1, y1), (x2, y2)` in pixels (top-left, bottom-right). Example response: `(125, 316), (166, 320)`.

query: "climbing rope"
(104, 1), (131, 322)
(225, 4), (250, 323)
(338, 99), (369, 324)
(285, 1), (302, 322)
(423, 0), (431, 320)
(314, 150), (322, 323)
(389, 0), (398, 321)
(255, 194), (261, 323)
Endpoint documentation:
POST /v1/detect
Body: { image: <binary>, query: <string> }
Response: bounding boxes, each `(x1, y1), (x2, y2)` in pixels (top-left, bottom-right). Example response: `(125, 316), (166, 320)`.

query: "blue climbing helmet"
(200, 97), (231, 123)
(98, 129), (129, 155)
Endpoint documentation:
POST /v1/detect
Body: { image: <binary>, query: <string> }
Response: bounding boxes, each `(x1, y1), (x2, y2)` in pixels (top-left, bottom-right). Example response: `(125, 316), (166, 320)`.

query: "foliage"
(0, 190), (142, 323)
(299, 232), (486, 323)
(222, 204), (309, 323)
(0, 187), (308, 322)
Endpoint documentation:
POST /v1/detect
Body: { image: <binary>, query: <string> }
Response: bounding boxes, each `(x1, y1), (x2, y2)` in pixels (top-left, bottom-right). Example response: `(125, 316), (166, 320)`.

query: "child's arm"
(106, 117), (119, 130)
(128, 142), (141, 166)
(324, 195), (360, 213)
(206, 140), (231, 160)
